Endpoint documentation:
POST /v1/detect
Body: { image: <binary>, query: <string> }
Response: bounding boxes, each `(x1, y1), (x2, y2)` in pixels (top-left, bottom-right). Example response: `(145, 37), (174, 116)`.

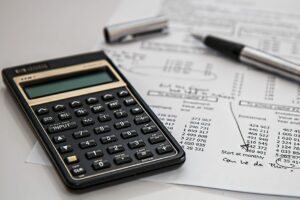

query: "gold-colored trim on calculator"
(13, 60), (126, 106)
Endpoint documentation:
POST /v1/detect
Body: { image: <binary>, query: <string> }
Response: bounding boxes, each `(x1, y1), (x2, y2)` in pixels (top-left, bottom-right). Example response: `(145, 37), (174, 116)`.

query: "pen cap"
(104, 15), (168, 43)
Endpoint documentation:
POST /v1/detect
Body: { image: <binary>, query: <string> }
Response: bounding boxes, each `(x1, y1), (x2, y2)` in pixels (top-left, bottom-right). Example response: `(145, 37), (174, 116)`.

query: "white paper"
(26, 0), (300, 197)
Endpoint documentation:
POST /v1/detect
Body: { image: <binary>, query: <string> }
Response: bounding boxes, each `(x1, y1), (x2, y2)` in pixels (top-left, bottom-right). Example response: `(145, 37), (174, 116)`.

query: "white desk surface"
(0, 0), (296, 199)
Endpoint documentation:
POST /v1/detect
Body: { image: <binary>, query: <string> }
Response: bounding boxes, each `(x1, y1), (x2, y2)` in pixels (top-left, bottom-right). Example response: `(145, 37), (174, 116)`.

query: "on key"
(71, 167), (86, 176)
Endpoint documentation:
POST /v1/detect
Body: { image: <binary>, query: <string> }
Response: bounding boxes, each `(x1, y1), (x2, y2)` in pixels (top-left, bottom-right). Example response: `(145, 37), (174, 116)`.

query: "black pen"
(192, 33), (300, 82)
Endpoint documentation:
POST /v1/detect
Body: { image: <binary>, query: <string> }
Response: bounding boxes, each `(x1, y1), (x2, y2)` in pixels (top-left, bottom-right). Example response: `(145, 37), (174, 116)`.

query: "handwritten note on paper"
(103, 0), (300, 197)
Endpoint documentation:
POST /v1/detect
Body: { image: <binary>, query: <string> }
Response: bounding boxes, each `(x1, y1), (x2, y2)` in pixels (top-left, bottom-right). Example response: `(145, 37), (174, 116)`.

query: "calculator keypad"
(33, 87), (176, 178)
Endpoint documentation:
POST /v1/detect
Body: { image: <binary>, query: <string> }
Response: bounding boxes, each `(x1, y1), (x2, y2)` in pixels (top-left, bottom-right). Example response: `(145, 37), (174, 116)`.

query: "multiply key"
(156, 144), (173, 154)
(141, 125), (158, 134)
(47, 122), (77, 134)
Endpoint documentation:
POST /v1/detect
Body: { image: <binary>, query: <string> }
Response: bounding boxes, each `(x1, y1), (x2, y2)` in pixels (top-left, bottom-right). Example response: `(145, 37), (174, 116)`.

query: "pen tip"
(191, 32), (206, 42)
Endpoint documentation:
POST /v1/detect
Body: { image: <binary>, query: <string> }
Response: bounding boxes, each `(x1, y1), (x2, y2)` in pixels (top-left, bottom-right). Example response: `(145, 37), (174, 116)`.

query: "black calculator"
(2, 51), (185, 189)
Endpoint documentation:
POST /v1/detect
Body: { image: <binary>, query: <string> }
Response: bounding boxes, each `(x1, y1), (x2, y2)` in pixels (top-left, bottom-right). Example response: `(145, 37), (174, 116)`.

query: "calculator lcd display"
(23, 68), (116, 99)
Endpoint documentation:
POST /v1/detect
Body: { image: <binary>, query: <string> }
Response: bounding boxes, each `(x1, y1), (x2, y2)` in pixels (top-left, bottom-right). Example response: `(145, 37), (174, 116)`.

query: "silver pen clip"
(104, 15), (168, 44)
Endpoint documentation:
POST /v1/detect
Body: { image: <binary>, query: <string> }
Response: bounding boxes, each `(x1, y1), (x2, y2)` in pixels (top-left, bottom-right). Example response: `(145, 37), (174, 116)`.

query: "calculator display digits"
(2, 51), (185, 189)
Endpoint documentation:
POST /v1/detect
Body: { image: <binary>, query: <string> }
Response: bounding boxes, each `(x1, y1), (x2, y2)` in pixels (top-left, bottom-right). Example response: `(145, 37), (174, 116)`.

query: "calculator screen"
(23, 68), (116, 99)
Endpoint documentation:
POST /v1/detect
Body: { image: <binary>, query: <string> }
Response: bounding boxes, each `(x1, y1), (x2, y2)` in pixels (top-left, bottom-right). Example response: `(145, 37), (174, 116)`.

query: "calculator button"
(92, 160), (111, 170)
(114, 154), (132, 165)
(58, 112), (72, 121)
(73, 130), (90, 139)
(136, 150), (153, 160)
(102, 94), (114, 101)
(107, 101), (121, 110)
(134, 115), (150, 125)
(100, 134), (118, 144)
(94, 125), (111, 134)
(156, 144), (173, 154)
(98, 114), (111, 122)
(131, 107), (143, 115)
(86, 97), (98, 104)
(86, 150), (103, 159)
(71, 167), (86, 176)
(58, 145), (72, 154)
(53, 135), (66, 144)
(121, 130), (138, 139)
(141, 125), (158, 134)
(124, 97), (136, 106)
(81, 117), (95, 126)
(47, 121), (78, 134)
(128, 139), (145, 149)
(65, 155), (78, 164)
(75, 108), (88, 117)
(149, 134), (166, 144)
(79, 139), (97, 149)
(91, 105), (105, 113)
(114, 110), (128, 119)
(69, 100), (82, 108)
(107, 144), (125, 154)
(114, 121), (131, 130)
(41, 116), (55, 124)
(35, 107), (49, 115)
(53, 104), (65, 112)
(117, 90), (129, 97)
